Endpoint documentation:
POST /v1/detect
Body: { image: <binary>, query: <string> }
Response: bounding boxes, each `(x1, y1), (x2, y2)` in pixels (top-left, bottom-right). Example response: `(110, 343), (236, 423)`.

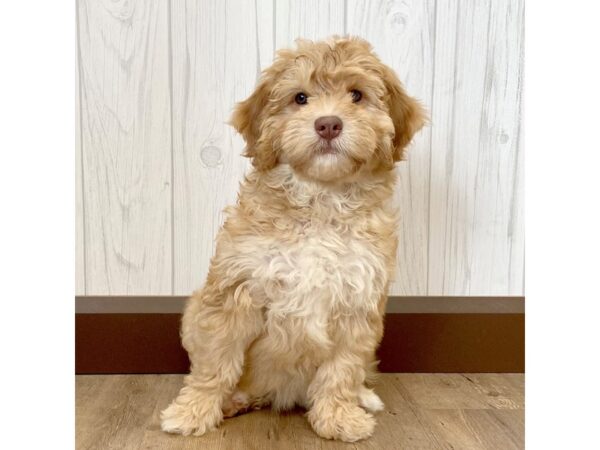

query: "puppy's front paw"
(160, 390), (223, 436)
(308, 402), (376, 442)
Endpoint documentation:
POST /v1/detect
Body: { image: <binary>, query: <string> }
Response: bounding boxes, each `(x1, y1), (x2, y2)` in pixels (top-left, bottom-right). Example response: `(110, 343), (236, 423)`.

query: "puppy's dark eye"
(295, 92), (308, 105)
(351, 89), (362, 103)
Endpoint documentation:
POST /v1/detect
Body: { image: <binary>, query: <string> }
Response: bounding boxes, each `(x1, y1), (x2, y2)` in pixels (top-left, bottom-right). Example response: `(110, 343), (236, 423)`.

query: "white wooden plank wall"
(77, 0), (172, 294)
(275, 0), (345, 46)
(76, 0), (524, 297)
(171, 0), (274, 294)
(76, 35), (85, 295)
(427, 0), (524, 295)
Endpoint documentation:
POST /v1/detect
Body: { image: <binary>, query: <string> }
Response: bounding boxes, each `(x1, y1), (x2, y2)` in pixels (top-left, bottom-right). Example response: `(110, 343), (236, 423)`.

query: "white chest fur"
(240, 222), (389, 353)
(250, 225), (388, 316)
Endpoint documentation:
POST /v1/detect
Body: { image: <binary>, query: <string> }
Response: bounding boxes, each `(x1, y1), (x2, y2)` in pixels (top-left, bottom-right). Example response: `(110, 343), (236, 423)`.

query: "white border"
(526, 1), (600, 448)
(0, 1), (74, 447)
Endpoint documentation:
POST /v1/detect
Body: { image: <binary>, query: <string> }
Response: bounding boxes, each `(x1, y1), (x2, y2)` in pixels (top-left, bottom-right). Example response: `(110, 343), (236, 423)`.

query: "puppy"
(161, 36), (426, 442)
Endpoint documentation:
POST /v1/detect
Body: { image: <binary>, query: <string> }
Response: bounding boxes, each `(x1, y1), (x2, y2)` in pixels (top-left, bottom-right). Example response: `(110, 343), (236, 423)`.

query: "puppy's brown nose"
(314, 116), (343, 140)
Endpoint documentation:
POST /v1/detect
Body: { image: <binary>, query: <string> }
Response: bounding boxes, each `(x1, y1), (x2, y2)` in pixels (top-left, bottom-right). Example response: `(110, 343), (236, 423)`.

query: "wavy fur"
(161, 36), (426, 442)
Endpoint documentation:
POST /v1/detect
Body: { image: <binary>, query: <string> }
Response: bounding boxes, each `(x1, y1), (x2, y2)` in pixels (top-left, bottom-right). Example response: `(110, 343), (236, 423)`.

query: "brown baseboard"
(75, 312), (524, 374)
(76, 314), (188, 374)
(378, 314), (524, 373)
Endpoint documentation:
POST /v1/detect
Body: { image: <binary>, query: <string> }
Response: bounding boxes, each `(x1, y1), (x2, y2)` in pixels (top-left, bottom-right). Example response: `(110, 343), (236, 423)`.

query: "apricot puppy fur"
(161, 36), (426, 442)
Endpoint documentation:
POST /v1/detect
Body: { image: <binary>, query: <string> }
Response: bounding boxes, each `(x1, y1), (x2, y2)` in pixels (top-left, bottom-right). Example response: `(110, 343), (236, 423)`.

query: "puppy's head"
(230, 36), (427, 182)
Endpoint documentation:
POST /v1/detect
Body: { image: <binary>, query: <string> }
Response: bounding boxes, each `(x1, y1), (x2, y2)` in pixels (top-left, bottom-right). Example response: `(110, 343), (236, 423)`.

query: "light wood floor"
(76, 374), (524, 449)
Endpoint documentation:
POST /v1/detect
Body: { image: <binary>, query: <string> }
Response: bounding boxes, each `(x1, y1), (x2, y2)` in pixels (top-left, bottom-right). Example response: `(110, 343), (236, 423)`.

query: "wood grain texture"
(427, 0), (525, 295)
(171, 0), (274, 294)
(76, 0), (525, 296)
(77, 0), (172, 294)
(76, 374), (524, 449)
(76, 27), (85, 295)
(347, 0), (435, 296)
(275, 0), (345, 48)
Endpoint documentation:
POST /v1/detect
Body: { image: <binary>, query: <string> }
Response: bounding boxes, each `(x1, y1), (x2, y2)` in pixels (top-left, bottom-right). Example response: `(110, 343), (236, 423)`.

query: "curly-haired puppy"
(161, 36), (426, 442)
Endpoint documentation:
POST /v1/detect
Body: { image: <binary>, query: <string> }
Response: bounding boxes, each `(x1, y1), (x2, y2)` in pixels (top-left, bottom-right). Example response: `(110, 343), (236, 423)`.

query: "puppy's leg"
(160, 284), (262, 436)
(307, 313), (383, 442)
(306, 350), (375, 442)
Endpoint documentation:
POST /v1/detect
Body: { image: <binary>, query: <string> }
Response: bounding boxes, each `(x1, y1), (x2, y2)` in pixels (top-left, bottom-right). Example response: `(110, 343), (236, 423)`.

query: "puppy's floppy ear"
(230, 79), (268, 150)
(381, 66), (428, 161)
(229, 75), (277, 171)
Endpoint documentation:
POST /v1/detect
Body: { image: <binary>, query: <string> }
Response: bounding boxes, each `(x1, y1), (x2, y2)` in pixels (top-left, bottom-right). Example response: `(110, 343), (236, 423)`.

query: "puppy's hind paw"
(222, 390), (250, 418)
(358, 386), (385, 413)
